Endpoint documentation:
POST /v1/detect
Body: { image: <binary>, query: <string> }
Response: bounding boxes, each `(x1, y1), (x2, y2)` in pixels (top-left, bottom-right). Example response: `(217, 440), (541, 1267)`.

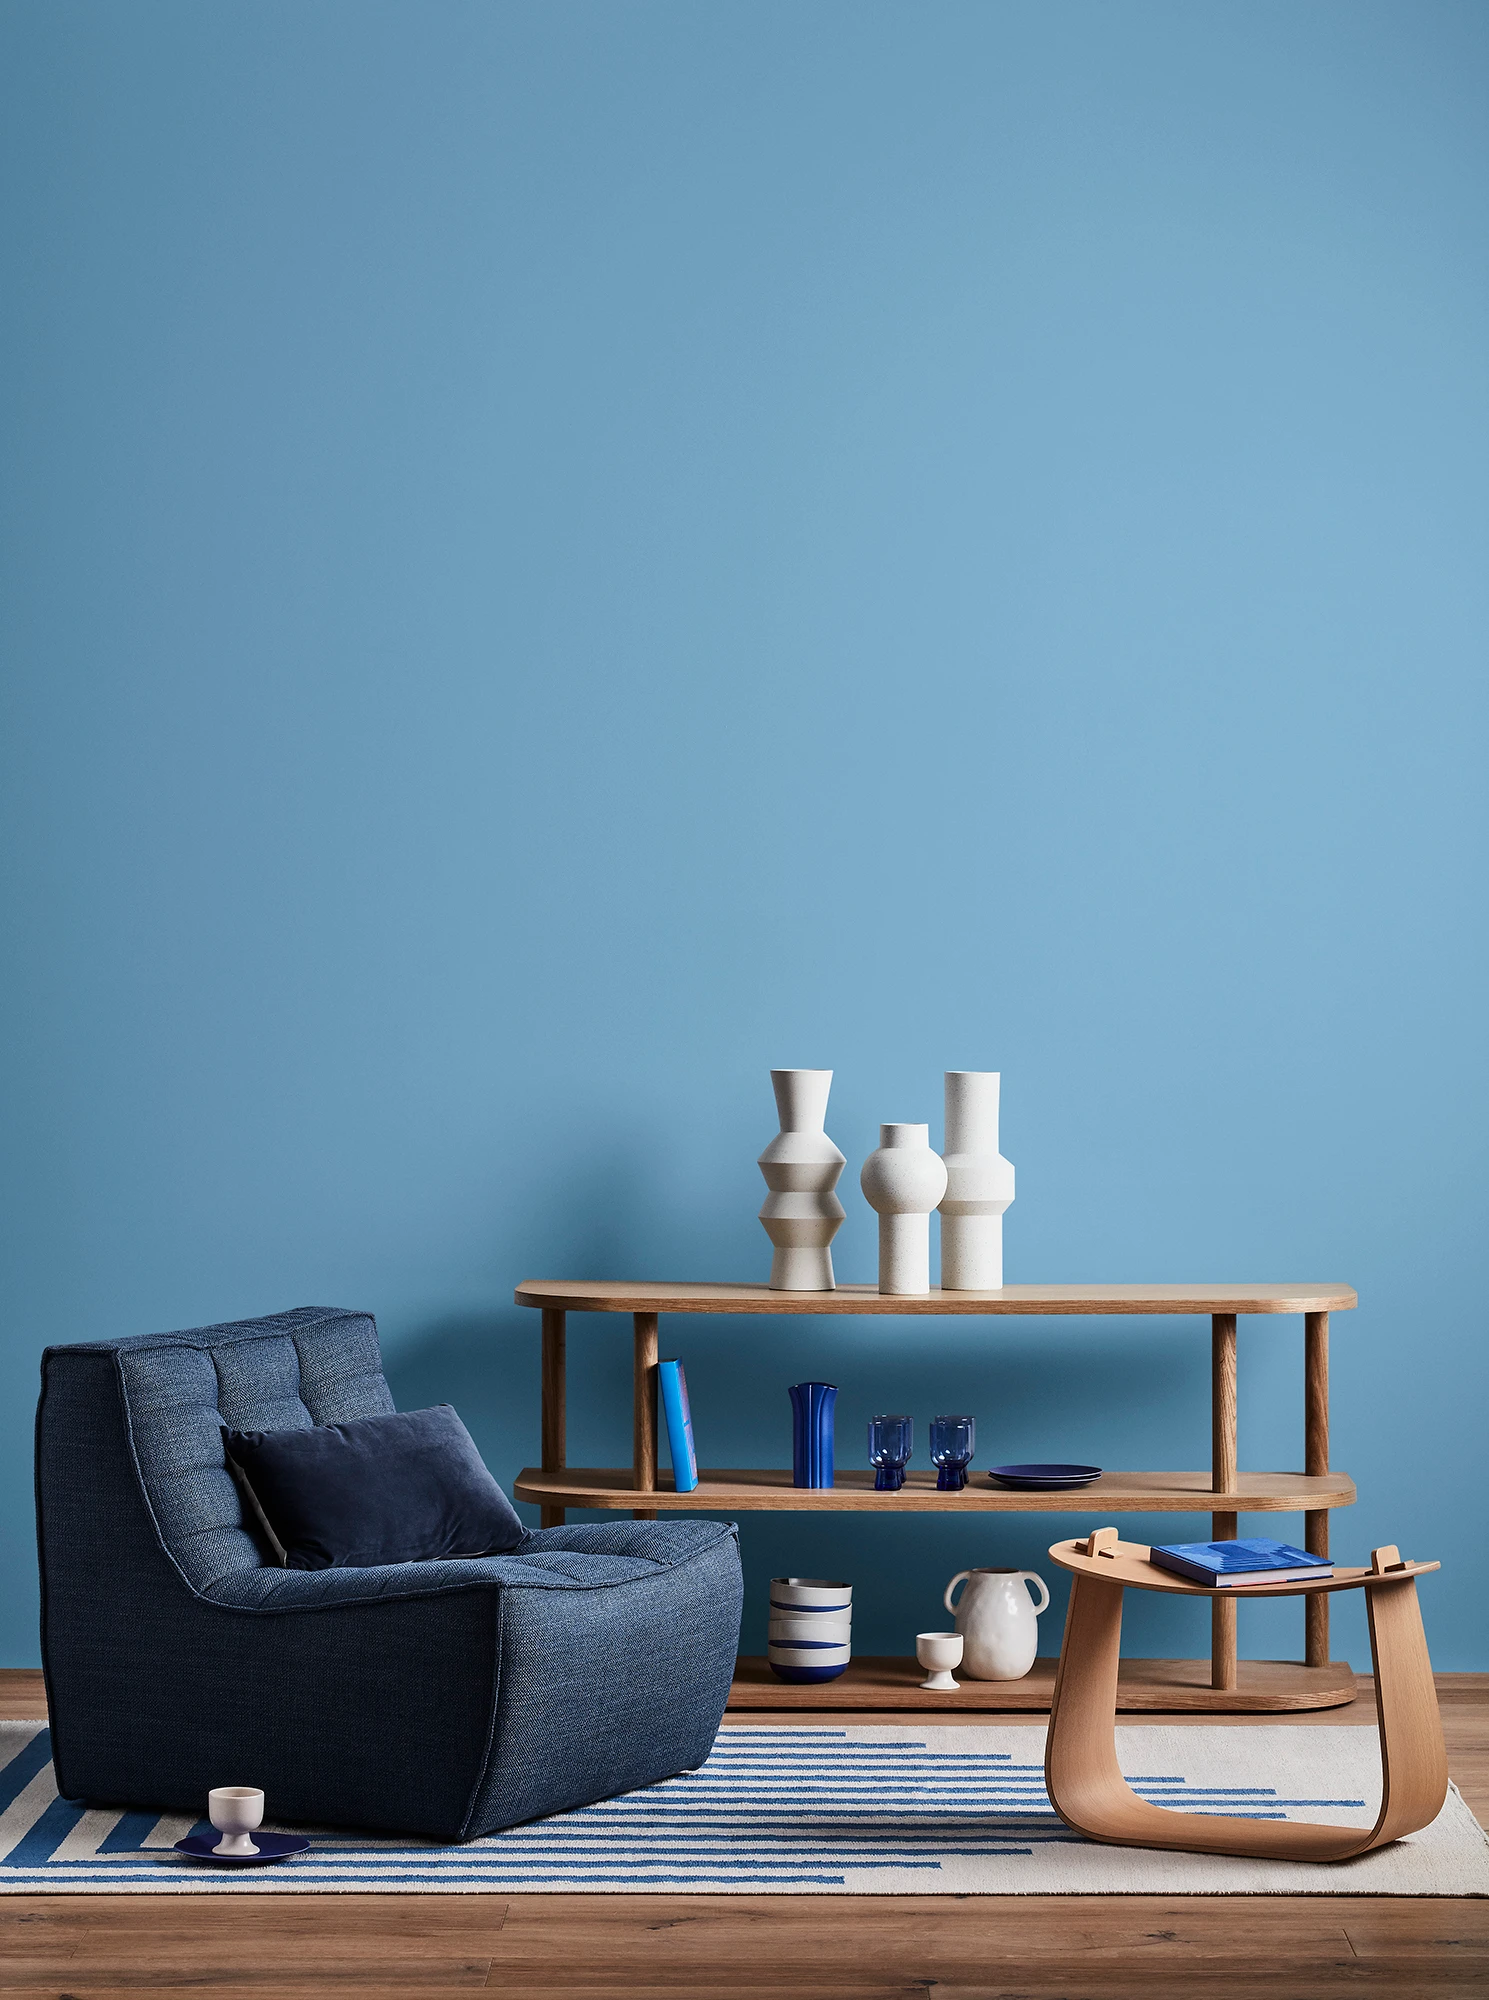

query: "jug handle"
(1019, 1571), (1051, 1615)
(943, 1570), (972, 1615)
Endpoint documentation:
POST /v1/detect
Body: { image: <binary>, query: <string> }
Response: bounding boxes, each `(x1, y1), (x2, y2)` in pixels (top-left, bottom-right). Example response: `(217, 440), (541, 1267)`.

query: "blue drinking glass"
(868, 1414), (913, 1491)
(930, 1413), (976, 1490)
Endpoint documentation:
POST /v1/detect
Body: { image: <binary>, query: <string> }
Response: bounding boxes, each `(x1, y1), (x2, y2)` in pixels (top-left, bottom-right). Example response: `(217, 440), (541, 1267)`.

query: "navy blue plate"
(987, 1463), (1102, 1489)
(174, 1831), (311, 1865)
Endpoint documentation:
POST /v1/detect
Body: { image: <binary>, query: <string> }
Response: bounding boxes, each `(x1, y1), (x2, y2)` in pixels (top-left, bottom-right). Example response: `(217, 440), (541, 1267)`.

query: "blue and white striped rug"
(3, 1722), (1485, 1894)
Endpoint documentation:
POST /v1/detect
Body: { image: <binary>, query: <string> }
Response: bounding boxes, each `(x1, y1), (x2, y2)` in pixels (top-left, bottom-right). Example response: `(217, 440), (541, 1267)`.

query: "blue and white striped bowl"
(766, 1639), (852, 1683)
(769, 1576), (852, 1611)
(768, 1614), (851, 1645)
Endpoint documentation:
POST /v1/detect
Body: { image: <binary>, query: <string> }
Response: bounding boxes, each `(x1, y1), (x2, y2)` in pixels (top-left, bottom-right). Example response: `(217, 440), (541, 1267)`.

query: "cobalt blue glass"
(789, 1381), (837, 1488)
(867, 1414), (913, 1491)
(930, 1414), (976, 1490)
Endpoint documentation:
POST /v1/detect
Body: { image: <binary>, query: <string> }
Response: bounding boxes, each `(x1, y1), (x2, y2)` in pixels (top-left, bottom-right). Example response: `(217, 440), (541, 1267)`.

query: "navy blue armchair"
(35, 1307), (742, 1840)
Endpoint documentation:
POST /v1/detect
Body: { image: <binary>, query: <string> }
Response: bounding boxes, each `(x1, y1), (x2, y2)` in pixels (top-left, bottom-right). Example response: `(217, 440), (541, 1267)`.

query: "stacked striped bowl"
(767, 1575), (852, 1682)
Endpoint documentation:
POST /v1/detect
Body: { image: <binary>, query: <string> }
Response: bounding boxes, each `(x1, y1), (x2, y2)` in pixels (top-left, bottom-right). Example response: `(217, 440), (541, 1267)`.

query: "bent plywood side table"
(1044, 1530), (1448, 1861)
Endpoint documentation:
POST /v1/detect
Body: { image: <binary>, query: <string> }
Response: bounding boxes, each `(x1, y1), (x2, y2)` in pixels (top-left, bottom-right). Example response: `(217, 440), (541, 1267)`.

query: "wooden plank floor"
(3, 1669), (1486, 1998)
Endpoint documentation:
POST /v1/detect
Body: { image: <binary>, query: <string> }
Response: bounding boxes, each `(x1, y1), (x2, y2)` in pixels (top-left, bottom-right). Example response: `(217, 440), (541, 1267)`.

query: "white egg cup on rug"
(938, 1071), (1015, 1290)
(860, 1123), (948, 1295)
(208, 1787), (264, 1857)
(758, 1069), (846, 1291)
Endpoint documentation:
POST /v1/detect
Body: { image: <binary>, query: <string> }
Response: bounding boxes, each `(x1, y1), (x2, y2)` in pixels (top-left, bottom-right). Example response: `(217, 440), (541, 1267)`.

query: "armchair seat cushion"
(202, 1518), (731, 1612)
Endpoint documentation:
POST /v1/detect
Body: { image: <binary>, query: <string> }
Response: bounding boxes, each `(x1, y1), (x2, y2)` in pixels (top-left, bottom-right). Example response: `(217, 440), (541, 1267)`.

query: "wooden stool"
(1044, 1529), (1447, 1861)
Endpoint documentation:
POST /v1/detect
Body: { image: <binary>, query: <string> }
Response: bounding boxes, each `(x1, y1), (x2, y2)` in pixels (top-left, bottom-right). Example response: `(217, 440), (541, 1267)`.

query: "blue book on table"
(1149, 1538), (1332, 1587)
(659, 1358), (699, 1493)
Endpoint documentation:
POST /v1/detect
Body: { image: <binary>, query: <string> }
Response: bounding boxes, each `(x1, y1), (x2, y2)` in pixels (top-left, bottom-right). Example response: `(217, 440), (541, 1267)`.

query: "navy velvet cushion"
(222, 1405), (525, 1570)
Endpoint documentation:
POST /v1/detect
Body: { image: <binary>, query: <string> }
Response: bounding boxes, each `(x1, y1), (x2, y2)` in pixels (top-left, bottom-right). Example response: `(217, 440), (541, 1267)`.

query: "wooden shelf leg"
(539, 1308), (566, 1529)
(1305, 1310), (1329, 1668)
(1211, 1312), (1238, 1692)
(633, 1311), (659, 1521)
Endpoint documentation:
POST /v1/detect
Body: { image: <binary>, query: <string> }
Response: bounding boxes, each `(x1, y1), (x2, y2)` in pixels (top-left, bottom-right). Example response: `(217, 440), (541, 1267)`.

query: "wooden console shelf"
(515, 1277), (1357, 1714)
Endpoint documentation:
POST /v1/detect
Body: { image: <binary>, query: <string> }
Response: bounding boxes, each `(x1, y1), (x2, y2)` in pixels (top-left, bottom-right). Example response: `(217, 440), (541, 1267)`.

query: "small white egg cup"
(209, 1786), (265, 1857)
(916, 1630), (964, 1690)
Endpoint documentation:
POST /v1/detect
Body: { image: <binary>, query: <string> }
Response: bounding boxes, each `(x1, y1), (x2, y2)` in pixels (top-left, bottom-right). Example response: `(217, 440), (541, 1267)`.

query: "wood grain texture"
(1044, 1562), (1449, 1862)
(539, 1308), (566, 1530)
(3, 1892), (1488, 2000)
(513, 1465), (1357, 1512)
(1305, 1309), (1331, 1669)
(727, 1653), (1358, 1712)
(516, 1279), (1358, 1315)
(631, 1311), (658, 1519)
(1211, 1312), (1240, 1692)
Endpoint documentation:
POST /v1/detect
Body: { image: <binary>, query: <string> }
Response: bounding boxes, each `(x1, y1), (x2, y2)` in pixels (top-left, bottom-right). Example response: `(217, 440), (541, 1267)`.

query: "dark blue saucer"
(174, 1831), (311, 1865)
(987, 1463), (1102, 1489)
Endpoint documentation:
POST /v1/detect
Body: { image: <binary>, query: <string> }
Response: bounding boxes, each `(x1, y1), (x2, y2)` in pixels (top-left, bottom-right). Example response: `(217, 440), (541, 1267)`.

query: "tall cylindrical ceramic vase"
(860, 1123), (949, 1295)
(758, 1069), (846, 1291)
(938, 1071), (1015, 1289)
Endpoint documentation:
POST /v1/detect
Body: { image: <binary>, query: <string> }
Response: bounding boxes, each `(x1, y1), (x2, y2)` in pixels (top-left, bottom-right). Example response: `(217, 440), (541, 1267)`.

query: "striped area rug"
(3, 1722), (1486, 1894)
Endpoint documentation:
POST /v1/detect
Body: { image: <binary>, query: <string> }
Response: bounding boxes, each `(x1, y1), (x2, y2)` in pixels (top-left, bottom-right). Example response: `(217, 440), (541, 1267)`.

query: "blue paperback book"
(1149, 1538), (1332, 1587)
(658, 1358), (699, 1493)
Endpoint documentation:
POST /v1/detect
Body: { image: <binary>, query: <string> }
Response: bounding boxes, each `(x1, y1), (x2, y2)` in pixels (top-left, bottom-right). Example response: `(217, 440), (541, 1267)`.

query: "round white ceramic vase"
(943, 1567), (1051, 1680)
(859, 1123), (949, 1295)
(758, 1069), (846, 1291)
(938, 1071), (1015, 1290)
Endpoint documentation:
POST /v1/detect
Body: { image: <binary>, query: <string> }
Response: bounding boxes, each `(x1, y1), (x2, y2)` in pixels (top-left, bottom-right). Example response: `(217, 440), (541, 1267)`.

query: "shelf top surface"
(513, 1467), (1358, 1513)
(1048, 1535), (1437, 1596)
(515, 1279), (1356, 1316)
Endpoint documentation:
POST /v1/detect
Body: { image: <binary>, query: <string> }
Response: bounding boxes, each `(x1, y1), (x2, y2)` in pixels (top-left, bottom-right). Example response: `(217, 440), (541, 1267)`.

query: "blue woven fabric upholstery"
(36, 1311), (742, 1839)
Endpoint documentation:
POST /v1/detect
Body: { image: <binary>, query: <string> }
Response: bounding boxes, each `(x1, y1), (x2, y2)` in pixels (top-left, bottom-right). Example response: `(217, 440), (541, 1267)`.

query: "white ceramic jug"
(943, 1566), (1051, 1680)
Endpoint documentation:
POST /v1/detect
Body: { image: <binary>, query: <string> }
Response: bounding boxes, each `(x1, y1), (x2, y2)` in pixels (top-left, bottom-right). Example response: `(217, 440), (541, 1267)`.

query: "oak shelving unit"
(514, 1279), (1357, 1713)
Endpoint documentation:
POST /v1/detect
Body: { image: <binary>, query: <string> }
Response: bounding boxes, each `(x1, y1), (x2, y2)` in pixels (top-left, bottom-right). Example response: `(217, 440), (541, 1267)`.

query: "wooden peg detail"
(1371, 1545), (1402, 1574)
(1085, 1526), (1120, 1559)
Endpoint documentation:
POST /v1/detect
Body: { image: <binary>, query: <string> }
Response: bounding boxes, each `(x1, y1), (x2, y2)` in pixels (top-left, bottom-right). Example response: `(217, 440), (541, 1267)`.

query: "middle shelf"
(513, 1466), (1358, 1514)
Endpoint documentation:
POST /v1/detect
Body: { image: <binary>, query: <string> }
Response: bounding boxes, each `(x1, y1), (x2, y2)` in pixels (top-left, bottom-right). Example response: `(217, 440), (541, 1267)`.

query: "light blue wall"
(3, 1), (1485, 1672)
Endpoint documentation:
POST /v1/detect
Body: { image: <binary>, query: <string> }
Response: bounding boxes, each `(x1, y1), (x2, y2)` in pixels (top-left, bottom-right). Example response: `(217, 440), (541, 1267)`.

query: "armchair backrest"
(38, 1307), (395, 1594)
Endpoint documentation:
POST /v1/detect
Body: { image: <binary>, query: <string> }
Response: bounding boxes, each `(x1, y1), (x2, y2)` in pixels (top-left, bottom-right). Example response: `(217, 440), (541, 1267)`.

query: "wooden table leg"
(1364, 1550), (1449, 1844)
(539, 1308), (566, 1529)
(632, 1311), (659, 1521)
(1305, 1310), (1329, 1668)
(1211, 1312), (1238, 1691)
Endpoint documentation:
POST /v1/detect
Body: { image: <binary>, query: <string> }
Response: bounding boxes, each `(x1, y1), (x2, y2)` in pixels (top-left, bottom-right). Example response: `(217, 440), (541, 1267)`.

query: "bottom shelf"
(728, 1654), (1357, 1714)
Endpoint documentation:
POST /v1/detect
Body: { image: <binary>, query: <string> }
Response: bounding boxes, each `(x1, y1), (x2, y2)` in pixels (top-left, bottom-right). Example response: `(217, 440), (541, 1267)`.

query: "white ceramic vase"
(758, 1070), (846, 1291)
(938, 1071), (1015, 1289)
(943, 1567), (1051, 1680)
(859, 1123), (949, 1295)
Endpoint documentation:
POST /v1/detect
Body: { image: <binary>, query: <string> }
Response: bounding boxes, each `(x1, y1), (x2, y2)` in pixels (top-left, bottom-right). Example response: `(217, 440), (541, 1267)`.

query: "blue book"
(658, 1359), (699, 1493)
(1149, 1538), (1332, 1587)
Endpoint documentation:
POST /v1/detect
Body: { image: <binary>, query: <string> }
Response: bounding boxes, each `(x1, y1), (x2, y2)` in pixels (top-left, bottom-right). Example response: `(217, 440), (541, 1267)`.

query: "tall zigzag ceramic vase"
(757, 1069), (846, 1291)
(938, 1070), (1014, 1289)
